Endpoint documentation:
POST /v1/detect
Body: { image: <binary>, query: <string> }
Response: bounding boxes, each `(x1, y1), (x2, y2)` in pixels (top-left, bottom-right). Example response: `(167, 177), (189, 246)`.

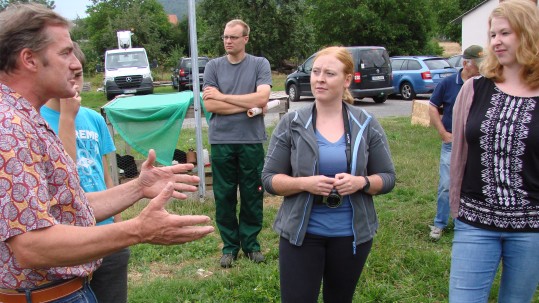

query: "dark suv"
(285, 46), (393, 103)
(171, 57), (210, 91)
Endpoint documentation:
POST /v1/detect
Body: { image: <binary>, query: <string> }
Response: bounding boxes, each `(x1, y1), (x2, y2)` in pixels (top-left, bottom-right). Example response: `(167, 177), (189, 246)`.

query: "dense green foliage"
(197, 0), (316, 67)
(72, 0), (181, 75)
(306, 0), (440, 56)
(70, 0), (485, 76)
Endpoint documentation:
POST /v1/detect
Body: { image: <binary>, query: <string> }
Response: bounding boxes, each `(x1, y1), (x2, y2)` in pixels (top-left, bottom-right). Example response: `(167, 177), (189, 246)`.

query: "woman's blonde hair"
(480, 0), (539, 88)
(314, 46), (355, 104)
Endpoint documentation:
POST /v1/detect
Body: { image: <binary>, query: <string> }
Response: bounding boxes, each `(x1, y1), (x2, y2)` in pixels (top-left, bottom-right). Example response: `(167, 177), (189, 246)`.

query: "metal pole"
(188, 0), (206, 201)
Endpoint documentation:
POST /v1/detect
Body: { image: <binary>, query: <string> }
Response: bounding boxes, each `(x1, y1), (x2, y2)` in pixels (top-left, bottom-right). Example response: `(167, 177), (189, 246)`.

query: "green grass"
(113, 118), (538, 303)
(81, 82), (538, 302)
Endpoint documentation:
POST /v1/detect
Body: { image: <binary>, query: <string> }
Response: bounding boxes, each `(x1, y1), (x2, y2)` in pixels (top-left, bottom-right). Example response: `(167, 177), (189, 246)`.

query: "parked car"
(171, 56), (209, 91)
(285, 46), (394, 103)
(390, 56), (457, 100)
(447, 54), (463, 68)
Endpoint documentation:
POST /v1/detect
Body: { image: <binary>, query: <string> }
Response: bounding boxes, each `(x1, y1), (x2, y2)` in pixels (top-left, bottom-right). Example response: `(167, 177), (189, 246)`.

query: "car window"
(303, 56), (315, 73)
(107, 51), (149, 69)
(359, 49), (388, 68)
(406, 60), (422, 71)
(424, 59), (452, 70)
(198, 59), (209, 67)
(448, 55), (462, 68)
(179, 58), (208, 70)
(391, 59), (404, 71)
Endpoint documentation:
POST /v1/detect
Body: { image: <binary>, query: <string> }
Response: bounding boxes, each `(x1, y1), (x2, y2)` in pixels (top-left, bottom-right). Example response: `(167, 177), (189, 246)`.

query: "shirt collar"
(0, 82), (48, 126)
(456, 69), (465, 85)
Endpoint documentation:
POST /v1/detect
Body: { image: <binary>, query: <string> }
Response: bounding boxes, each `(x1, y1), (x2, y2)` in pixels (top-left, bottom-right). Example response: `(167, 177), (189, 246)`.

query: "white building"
(454, 0), (539, 50)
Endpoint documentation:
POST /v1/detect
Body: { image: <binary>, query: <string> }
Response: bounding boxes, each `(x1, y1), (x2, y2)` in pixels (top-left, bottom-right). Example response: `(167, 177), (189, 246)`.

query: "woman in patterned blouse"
(449, 0), (539, 302)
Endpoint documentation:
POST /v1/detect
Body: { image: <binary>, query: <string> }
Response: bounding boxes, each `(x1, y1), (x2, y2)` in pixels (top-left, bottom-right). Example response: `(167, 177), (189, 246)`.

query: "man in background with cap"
(428, 45), (484, 240)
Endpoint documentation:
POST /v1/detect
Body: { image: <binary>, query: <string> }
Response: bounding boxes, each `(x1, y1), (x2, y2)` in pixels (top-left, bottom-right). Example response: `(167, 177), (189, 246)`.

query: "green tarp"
(103, 91), (209, 165)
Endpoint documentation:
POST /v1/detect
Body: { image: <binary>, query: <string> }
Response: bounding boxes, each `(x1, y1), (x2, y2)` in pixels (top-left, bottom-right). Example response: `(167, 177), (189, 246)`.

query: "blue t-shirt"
(307, 132), (353, 237)
(41, 106), (116, 225)
(429, 69), (464, 133)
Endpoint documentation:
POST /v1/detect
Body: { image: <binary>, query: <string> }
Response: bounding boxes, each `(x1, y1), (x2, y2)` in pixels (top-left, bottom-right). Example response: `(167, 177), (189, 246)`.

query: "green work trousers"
(211, 143), (264, 256)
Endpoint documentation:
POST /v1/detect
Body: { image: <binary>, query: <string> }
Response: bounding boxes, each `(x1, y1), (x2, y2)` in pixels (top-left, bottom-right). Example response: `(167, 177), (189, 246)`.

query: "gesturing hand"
(137, 149), (200, 200)
(136, 182), (214, 245)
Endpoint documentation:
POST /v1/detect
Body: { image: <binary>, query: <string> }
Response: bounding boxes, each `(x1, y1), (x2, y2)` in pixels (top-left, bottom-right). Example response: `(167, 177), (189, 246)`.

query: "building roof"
(451, 0), (490, 24)
(168, 14), (178, 25)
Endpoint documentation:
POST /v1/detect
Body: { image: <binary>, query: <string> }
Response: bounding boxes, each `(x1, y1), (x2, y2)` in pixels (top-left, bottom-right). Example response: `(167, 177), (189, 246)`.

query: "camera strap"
(312, 103), (351, 173)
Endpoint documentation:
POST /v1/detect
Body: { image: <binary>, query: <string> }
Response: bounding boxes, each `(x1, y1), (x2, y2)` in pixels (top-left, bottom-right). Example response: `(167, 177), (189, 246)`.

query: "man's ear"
(19, 48), (39, 72)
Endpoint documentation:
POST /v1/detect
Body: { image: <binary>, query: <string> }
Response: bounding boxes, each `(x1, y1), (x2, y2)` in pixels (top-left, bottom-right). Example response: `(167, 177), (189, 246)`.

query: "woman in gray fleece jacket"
(262, 46), (396, 303)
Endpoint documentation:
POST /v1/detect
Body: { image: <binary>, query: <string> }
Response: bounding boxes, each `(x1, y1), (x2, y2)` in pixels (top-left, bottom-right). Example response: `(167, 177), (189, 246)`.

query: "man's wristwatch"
(362, 176), (370, 192)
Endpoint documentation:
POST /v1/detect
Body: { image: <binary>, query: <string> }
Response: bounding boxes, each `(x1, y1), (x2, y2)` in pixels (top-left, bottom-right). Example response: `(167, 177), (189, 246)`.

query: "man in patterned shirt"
(0, 3), (214, 302)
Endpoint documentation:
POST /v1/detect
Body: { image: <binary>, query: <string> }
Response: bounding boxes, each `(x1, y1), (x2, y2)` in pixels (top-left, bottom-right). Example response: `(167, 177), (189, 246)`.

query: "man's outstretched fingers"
(147, 181), (174, 211)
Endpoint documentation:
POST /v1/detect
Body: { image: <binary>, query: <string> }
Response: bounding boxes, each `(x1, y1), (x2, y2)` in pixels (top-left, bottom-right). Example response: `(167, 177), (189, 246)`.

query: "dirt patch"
(264, 195), (283, 208)
(129, 262), (178, 283)
(439, 41), (461, 57)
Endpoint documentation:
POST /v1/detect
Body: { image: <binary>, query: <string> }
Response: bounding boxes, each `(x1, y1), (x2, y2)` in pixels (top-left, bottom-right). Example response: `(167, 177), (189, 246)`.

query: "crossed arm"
(202, 84), (271, 115)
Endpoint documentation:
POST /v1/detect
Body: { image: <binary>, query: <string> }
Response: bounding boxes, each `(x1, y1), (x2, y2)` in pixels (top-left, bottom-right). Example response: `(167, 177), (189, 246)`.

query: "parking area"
(181, 92), (429, 129)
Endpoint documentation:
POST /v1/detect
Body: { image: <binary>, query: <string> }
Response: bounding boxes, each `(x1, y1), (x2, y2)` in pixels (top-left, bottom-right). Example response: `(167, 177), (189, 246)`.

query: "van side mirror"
(96, 64), (103, 73)
(150, 59), (158, 69)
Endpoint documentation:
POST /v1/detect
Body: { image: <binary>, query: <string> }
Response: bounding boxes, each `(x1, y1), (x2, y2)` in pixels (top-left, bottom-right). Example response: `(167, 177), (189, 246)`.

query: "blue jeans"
(433, 142), (451, 229)
(449, 219), (539, 303)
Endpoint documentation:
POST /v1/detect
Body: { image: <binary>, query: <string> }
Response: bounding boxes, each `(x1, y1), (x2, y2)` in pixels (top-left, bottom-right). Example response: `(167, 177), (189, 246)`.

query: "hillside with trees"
(3, 0), (485, 73)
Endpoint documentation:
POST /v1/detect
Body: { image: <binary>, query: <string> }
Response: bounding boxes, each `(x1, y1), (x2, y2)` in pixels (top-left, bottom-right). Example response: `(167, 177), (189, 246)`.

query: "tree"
(431, 0), (485, 42)
(197, 0), (316, 69)
(0, 0), (55, 10)
(82, 0), (177, 68)
(306, 0), (440, 56)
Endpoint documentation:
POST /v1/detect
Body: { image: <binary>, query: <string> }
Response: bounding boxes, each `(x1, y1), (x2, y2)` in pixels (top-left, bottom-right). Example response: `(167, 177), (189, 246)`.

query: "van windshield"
(359, 49), (389, 68)
(106, 52), (149, 69)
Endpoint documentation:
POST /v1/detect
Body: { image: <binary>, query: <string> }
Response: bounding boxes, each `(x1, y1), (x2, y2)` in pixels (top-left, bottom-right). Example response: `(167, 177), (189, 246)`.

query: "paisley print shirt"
(0, 83), (99, 289)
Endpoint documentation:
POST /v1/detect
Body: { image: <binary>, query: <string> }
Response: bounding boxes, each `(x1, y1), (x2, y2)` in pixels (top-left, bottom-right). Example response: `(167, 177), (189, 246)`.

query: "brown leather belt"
(0, 277), (84, 303)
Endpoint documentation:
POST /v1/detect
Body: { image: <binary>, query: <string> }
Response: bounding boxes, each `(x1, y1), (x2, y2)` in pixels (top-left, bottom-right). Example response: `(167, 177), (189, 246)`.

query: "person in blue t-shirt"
(41, 42), (130, 303)
(427, 45), (483, 241)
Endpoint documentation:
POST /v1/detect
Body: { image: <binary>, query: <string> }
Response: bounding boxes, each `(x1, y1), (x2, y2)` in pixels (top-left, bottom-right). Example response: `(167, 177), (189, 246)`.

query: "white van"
(103, 31), (154, 100)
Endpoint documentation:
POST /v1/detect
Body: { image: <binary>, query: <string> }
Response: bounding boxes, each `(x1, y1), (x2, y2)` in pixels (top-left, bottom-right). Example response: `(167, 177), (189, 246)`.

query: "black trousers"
(90, 248), (130, 303)
(279, 234), (373, 303)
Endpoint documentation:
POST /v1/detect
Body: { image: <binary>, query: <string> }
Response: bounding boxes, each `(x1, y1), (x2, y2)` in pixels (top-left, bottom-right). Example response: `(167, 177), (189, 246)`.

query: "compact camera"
(314, 188), (342, 208)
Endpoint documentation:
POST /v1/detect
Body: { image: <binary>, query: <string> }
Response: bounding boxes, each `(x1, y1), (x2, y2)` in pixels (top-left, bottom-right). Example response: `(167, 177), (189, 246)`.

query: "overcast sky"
(54, 0), (91, 20)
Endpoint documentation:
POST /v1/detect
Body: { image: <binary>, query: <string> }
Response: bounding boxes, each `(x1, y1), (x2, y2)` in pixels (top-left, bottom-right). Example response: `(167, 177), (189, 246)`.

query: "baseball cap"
(463, 45), (484, 63)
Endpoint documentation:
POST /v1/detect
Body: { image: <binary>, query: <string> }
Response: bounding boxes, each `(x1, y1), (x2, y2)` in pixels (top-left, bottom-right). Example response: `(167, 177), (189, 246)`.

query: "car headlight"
(105, 76), (114, 83)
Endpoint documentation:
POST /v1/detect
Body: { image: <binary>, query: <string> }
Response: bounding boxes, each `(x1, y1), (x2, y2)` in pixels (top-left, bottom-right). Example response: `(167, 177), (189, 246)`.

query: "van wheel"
(106, 93), (115, 101)
(400, 82), (416, 100)
(372, 95), (387, 103)
(288, 84), (300, 102)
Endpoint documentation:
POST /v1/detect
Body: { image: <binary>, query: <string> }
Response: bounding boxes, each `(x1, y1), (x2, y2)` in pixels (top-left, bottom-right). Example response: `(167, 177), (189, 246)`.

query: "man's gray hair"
(0, 3), (70, 73)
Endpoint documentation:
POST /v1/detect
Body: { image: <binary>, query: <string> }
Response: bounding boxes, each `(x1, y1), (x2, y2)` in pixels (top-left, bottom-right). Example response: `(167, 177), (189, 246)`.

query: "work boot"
(246, 251), (265, 263)
(220, 254), (237, 268)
